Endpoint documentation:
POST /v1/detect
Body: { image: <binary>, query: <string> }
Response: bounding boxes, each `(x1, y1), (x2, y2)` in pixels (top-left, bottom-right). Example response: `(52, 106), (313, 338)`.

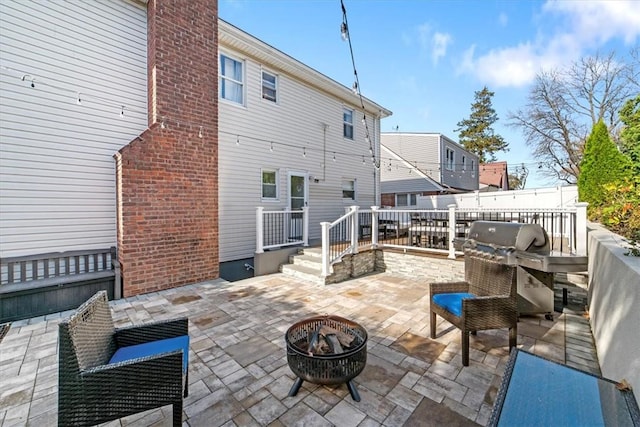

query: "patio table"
(489, 348), (640, 426)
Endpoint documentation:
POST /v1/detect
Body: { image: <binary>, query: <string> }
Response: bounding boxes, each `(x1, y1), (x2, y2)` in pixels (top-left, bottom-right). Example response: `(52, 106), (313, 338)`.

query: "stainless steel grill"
(462, 221), (588, 319)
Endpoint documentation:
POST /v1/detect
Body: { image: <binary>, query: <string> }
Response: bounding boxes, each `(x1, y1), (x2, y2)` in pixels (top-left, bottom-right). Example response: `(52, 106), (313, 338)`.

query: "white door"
(288, 172), (308, 240)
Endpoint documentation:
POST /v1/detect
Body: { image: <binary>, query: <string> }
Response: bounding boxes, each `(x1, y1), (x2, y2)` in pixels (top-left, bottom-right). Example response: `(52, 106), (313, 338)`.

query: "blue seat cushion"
(109, 335), (189, 373)
(432, 293), (476, 317)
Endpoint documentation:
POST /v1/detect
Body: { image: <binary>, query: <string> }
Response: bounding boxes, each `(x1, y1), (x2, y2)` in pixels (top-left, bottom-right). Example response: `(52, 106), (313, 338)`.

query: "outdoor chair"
(430, 253), (517, 366)
(58, 291), (189, 427)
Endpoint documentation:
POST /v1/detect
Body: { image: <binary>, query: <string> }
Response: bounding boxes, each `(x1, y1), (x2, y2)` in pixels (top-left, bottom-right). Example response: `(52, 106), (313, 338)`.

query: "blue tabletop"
(496, 351), (636, 426)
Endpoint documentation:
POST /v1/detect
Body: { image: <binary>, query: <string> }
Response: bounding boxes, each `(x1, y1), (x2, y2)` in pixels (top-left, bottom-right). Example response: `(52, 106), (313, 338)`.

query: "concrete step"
(298, 246), (323, 258)
(280, 263), (325, 285)
(289, 253), (323, 270)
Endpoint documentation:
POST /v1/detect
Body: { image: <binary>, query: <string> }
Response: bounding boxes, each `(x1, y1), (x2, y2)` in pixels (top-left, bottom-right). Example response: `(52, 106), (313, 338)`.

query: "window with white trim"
(445, 147), (455, 170)
(396, 193), (418, 207)
(471, 159), (475, 171)
(462, 155), (466, 170)
(262, 70), (277, 102)
(342, 179), (355, 200)
(220, 54), (244, 105)
(261, 169), (278, 200)
(343, 108), (354, 139)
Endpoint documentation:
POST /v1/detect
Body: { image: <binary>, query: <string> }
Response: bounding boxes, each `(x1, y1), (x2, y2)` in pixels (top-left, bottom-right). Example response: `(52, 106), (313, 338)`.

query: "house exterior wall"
(115, 0), (219, 296)
(439, 135), (478, 190)
(0, 0), (147, 257)
(218, 22), (389, 262)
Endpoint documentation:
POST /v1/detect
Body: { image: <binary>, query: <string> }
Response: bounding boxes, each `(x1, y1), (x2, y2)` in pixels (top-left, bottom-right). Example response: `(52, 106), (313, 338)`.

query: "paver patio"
(0, 270), (597, 426)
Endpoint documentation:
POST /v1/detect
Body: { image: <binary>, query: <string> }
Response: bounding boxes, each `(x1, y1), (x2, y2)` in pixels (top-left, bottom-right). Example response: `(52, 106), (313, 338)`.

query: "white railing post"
(447, 204), (456, 259)
(575, 202), (588, 256)
(321, 221), (331, 277)
(371, 206), (379, 247)
(302, 206), (309, 247)
(351, 206), (359, 254)
(256, 207), (264, 254)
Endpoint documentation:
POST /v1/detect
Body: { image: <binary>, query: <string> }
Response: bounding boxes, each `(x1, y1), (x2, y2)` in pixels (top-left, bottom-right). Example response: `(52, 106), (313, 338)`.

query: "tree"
(508, 164), (529, 190)
(619, 94), (640, 173)
(577, 120), (632, 211)
(456, 86), (508, 163)
(508, 50), (640, 184)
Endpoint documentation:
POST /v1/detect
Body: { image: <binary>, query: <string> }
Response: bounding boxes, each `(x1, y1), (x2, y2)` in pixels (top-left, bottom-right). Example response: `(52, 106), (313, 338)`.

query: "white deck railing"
(255, 203), (589, 278)
(255, 207), (309, 253)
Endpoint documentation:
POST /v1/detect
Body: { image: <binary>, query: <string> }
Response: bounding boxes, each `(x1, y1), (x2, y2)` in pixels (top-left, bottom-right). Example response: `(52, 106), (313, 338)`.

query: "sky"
(219, 0), (640, 189)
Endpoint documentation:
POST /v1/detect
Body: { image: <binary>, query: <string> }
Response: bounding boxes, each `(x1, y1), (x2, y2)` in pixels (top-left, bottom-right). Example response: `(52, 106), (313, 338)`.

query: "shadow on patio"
(0, 271), (595, 426)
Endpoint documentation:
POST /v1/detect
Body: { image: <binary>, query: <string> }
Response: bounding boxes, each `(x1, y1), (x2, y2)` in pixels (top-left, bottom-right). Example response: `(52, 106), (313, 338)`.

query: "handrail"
(256, 206), (309, 253)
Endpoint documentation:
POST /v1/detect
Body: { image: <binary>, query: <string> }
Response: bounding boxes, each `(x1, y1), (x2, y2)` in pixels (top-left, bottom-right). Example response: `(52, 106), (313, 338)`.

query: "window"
(470, 160), (475, 171)
(220, 54), (244, 104)
(262, 169), (278, 200)
(342, 179), (355, 200)
(396, 193), (418, 207)
(445, 147), (455, 170)
(462, 155), (466, 170)
(343, 108), (354, 139)
(262, 70), (277, 102)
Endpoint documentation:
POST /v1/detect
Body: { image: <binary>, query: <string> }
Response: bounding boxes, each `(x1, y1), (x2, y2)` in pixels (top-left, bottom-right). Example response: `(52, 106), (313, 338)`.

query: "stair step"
(280, 263), (325, 285)
(290, 253), (323, 269)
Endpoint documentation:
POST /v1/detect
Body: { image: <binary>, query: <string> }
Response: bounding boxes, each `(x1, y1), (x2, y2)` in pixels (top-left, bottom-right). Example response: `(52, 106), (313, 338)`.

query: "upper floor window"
(262, 169), (278, 200)
(445, 147), (455, 171)
(262, 70), (277, 102)
(462, 155), (467, 170)
(470, 160), (475, 171)
(342, 179), (356, 200)
(343, 108), (354, 139)
(220, 54), (244, 105)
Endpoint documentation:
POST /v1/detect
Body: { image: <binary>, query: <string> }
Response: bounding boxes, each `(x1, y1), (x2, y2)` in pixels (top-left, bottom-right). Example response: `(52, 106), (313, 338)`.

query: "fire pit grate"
(285, 315), (367, 401)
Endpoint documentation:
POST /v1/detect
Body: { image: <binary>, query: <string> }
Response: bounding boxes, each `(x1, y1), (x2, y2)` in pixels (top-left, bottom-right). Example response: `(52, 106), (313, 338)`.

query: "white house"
(0, 0), (391, 281)
(218, 21), (391, 275)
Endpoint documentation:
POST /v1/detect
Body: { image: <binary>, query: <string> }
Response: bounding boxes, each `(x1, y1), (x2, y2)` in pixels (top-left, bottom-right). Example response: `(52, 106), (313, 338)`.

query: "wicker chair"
(430, 253), (517, 366)
(58, 291), (189, 426)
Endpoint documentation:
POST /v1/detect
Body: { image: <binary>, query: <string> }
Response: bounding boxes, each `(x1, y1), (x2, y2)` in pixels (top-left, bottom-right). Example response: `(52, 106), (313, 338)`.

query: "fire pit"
(285, 315), (367, 401)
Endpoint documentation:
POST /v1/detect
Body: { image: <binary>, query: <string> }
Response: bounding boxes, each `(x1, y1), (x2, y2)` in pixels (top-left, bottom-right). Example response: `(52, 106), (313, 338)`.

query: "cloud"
(543, 0), (640, 45)
(459, 0), (640, 88)
(432, 32), (452, 65)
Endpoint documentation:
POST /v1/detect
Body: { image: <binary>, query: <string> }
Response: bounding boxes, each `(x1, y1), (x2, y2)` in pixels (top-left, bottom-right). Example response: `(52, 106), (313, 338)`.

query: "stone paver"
(0, 272), (597, 426)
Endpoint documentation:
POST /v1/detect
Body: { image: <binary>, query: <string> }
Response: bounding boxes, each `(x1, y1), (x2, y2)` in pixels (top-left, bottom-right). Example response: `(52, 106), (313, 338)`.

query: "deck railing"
(256, 203), (588, 278)
(256, 207), (309, 253)
(318, 203), (588, 277)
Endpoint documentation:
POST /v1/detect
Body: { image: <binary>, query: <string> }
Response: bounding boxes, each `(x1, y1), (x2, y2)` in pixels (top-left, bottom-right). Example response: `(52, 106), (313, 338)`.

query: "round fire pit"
(285, 315), (367, 401)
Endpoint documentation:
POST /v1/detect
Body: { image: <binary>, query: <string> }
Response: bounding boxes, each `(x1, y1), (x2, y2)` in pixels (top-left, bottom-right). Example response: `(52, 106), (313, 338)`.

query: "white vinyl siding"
(0, 0), (147, 257)
(218, 29), (383, 262)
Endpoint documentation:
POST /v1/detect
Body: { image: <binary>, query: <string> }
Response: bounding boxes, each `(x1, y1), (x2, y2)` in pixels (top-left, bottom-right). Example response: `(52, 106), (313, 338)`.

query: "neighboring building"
(379, 133), (479, 207)
(0, 0), (391, 291)
(479, 161), (509, 191)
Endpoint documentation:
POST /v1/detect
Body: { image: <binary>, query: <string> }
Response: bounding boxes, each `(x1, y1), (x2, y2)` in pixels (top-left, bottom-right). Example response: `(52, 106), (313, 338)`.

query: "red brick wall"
(115, 0), (219, 296)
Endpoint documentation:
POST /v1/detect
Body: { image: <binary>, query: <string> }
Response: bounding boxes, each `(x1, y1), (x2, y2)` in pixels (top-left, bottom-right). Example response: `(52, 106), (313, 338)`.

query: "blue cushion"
(109, 335), (189, 373)
(432, 293), (476, 317)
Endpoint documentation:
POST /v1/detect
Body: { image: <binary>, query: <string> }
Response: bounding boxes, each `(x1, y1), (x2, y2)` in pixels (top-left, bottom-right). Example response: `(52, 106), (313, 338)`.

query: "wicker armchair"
(58, 291), (189, 427)
(430, 253), (517, 366)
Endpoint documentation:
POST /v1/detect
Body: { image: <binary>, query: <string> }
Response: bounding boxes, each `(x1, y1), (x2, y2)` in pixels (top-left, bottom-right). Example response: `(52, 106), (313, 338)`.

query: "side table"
(489, 348), (640, 426)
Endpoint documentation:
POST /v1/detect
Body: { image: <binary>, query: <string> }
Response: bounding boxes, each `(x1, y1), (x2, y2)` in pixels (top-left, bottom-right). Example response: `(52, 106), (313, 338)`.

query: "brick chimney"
(115, 0), (219, 296)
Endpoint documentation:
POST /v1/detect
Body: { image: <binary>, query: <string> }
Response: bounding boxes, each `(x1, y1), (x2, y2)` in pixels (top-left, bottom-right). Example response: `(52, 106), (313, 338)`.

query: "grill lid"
(466, 221), (549, 254)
